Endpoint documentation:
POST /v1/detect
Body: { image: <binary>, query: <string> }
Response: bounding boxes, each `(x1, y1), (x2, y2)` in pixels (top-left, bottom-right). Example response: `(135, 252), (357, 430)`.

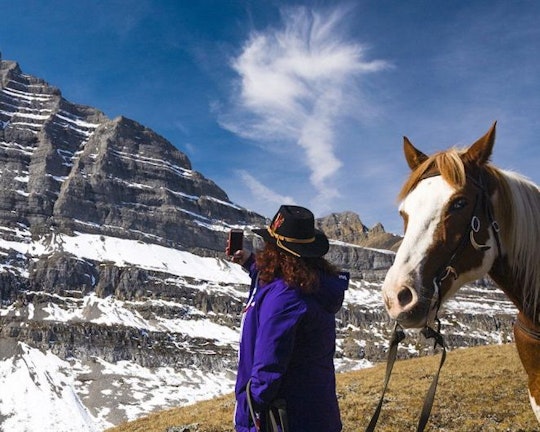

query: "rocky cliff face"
(317, 211), (402, 251)
(0, 56), (264, 255)
(0, 55), (517, 431)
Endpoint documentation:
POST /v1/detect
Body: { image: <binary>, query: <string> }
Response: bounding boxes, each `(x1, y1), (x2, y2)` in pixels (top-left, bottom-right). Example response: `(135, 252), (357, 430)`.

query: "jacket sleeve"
(249, 284), (306, 408)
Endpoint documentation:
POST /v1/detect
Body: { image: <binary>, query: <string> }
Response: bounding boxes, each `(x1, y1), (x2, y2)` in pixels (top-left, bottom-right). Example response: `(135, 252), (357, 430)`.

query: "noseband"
(366, 173), (503, 431)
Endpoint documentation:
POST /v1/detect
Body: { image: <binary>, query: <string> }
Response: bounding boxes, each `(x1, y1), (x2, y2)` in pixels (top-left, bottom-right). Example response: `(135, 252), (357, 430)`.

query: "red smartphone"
(227, 229), (244, 255)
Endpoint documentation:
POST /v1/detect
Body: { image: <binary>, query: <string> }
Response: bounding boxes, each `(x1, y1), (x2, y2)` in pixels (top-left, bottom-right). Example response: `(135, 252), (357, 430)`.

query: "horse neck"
(489, 259), (537, 322)
(488, 169), (540, 325)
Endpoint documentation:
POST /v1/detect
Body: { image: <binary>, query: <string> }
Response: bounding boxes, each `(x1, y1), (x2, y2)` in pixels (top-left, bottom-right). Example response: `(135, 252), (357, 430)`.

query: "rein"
(365, 321), (447, 432)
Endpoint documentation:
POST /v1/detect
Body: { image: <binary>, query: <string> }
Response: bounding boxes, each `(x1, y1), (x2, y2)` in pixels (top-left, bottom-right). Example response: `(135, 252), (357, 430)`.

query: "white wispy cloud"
(237, 171), (296, 210)
(220, 5), (389, 208)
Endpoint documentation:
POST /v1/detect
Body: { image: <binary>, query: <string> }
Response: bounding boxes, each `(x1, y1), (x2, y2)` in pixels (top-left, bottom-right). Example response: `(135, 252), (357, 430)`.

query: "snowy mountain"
(0, 231), (517, 432)
(0, 54), (518, 432)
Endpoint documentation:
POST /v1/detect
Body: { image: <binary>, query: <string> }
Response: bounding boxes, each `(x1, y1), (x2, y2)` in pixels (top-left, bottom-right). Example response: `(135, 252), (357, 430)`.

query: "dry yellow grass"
(106, 343), (538, 432)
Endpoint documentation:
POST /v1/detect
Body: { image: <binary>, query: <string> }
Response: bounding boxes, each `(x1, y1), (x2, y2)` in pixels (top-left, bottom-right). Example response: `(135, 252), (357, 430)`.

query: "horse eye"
(450, 197), (468, 212)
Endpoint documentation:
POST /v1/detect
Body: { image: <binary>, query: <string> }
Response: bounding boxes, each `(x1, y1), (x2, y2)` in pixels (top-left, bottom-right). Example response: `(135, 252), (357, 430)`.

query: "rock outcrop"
(317, 211), (402, 251)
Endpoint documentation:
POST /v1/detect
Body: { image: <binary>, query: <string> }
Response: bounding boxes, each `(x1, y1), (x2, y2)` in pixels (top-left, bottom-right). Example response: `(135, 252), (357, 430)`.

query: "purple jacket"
(234, 257), (349, 432)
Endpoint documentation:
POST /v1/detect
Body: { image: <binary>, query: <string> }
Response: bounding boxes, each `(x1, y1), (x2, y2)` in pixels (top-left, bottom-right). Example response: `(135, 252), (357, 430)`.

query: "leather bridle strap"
(468, 173), (503, 258)
(417, 325), (447, 431)
(365, 323), (447, 432)
(365, 322), (406, 432)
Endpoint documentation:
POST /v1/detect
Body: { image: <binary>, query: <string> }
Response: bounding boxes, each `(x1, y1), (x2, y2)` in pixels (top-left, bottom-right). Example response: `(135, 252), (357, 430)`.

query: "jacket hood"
(314, 271), (349, 314)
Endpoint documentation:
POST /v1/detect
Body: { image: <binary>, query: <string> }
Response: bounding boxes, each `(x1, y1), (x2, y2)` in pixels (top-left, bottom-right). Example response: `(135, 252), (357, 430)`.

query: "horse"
(381, 122), (540, 424)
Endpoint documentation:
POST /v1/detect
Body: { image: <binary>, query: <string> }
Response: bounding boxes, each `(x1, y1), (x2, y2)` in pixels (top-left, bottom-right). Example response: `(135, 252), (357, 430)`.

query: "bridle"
(366, 171), (502, 431)
(431, 172), (502, 311)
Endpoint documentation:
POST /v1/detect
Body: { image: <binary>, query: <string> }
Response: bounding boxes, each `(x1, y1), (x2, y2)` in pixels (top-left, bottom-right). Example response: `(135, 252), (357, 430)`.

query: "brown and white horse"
(382, 122), (540, 423)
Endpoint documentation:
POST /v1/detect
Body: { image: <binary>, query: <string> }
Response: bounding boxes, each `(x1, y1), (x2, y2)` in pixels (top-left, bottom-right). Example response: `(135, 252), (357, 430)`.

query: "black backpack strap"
(268, 399), (289, 432)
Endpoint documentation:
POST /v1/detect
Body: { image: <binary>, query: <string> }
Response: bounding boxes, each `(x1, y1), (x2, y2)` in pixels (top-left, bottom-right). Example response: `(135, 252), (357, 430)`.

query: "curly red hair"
(255, 242), (338, 294)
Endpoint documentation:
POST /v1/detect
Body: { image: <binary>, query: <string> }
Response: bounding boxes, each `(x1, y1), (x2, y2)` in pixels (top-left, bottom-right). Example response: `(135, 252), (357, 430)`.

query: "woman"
(229, 205), (349, 432)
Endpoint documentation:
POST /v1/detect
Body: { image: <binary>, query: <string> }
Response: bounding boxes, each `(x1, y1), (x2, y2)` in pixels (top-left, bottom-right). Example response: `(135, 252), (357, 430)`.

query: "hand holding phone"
(227, 229), (244, 256)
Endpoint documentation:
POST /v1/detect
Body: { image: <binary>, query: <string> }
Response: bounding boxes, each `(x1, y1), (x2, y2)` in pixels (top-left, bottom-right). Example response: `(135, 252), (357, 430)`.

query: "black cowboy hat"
(252, 205), (329, 258)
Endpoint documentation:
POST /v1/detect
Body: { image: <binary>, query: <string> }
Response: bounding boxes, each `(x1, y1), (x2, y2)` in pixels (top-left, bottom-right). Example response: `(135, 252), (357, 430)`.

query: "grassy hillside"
(106, 343), (538, 432)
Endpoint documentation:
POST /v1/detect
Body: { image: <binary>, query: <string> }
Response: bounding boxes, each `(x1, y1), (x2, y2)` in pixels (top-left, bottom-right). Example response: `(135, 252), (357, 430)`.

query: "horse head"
(382, 122), (502, 328)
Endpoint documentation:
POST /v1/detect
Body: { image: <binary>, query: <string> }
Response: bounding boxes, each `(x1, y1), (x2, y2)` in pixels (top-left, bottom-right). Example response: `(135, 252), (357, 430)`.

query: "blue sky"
(1, 0), (539, 234)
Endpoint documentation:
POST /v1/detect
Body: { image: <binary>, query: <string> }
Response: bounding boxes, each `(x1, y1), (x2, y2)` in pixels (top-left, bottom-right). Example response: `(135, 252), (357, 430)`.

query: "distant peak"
(370, 222), (385, 233)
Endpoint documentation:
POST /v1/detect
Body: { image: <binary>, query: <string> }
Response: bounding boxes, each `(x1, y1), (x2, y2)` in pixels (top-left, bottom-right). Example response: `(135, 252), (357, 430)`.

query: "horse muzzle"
(383, 284), (435, 328)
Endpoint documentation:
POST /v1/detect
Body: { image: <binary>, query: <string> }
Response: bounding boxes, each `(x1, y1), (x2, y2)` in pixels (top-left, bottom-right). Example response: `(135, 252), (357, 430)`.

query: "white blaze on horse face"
(382, 177), (454, 318)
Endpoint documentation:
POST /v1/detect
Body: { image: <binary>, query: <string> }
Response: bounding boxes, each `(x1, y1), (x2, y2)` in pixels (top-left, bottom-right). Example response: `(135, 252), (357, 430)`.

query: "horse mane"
(496, 168), (540, 319)
(399, 147), (540, 319)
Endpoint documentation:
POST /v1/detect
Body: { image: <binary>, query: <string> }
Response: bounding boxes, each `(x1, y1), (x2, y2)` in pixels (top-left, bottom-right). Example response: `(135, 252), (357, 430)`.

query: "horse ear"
(403, 136), (428, 170)
(464, 121), (497, 166)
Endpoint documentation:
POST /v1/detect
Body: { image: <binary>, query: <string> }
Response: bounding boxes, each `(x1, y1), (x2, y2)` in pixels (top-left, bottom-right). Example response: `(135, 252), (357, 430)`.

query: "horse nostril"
(397, 287), (414, 307)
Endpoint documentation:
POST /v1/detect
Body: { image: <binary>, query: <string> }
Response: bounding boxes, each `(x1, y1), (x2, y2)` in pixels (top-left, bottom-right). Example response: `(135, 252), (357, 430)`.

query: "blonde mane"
(399, 147), (540, 319)
(398, 148), (466, 201)
(497, 169), (540, 319)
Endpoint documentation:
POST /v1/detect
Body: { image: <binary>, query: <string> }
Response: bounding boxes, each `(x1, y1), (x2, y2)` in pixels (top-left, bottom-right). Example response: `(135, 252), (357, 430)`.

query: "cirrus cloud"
(220, 5), (389, 209)
(237, 170), (296, 213)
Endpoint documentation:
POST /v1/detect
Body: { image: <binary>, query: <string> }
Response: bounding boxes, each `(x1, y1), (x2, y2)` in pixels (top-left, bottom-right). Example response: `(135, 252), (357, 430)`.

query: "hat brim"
(252, 228), (329, 258)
